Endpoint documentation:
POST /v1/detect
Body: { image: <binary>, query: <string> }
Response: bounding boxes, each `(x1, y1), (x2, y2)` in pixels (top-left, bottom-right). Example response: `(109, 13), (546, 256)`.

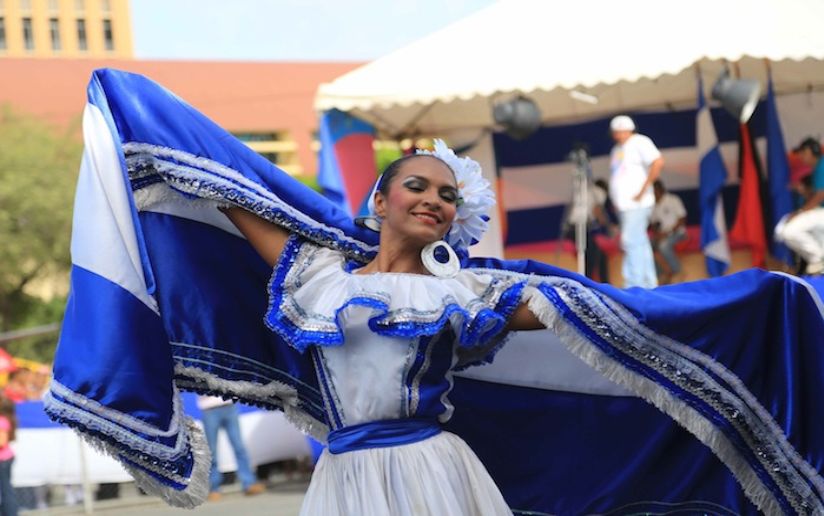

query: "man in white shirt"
(608, 115), (664, 288)
(650, 180), (687, 284)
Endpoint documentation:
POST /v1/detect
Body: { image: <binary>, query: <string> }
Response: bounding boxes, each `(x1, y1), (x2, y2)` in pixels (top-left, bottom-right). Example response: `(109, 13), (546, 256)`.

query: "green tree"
(0, 105), (81, 337)
(376, 146), (402, 175)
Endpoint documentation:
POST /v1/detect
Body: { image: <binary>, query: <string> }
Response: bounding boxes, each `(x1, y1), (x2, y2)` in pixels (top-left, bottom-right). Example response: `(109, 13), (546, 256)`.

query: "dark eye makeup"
(402, 176), (459, 204)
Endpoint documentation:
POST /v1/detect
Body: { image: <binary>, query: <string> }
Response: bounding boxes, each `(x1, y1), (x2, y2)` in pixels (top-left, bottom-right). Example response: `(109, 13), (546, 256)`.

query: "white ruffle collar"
(264, 238), (526, 352)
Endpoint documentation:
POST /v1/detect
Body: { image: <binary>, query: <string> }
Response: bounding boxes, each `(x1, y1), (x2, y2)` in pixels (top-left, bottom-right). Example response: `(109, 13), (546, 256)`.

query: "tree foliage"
(0, 105), (81, 334)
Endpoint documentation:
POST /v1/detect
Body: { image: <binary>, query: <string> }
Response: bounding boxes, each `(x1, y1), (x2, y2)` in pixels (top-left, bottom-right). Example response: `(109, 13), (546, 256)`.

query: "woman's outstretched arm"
(221, 207), (290, 267)
(505, 302), (547, 331)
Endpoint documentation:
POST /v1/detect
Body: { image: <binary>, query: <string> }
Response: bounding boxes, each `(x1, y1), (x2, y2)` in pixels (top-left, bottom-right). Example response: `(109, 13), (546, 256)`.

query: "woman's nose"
(422, 194), (442, 209)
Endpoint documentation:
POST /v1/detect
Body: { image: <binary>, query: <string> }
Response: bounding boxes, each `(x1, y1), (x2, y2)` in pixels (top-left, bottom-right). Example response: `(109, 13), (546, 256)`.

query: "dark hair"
(594, 179), (609, 191)
(795, 137), (822, 158)
(377, 154), (455, 196)
(653, 179), (665, 191)
(801, 174), (814, 189)
(8, 369), (26, 382)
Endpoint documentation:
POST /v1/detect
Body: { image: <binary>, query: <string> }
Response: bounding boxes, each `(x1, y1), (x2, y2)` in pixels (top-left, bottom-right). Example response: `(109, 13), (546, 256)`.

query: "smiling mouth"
(412, 212), (441, 224)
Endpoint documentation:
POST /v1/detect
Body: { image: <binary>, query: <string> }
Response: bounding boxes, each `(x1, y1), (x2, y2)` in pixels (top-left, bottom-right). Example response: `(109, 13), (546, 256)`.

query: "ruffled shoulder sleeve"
(264, 235), (527, 356)
(263, 235), (347, 347)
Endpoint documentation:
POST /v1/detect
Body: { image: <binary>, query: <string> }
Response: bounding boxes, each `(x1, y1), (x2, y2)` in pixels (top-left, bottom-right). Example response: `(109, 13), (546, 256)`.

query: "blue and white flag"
(316, 108), (377, 217)
(697, 79), (731, 277)
(46, 69), (824, 515)
(766, 75), (794, 266)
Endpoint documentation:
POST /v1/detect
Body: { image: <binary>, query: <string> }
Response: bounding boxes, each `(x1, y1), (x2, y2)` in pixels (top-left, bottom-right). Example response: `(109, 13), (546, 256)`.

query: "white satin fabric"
(300, 431), (512, 516)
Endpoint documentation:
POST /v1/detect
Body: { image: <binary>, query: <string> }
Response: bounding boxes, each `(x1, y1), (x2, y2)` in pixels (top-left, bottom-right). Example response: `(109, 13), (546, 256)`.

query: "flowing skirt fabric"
(299, 431), (513, 516)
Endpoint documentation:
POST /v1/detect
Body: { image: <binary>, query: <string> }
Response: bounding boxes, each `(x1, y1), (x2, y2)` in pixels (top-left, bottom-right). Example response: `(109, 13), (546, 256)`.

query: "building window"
(49, 17), (60, 50)
(235, 132), (281, 142)
(0, 18), (6, 50)
(102, 18), (113, 50)
(258, 152), (280, 164)
(22, 17), (33, 51)
(76, 18), (86, 50)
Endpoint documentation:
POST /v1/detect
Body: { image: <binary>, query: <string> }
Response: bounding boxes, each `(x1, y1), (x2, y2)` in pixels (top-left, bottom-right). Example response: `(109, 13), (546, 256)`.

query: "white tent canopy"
(316, 0), (824, 137)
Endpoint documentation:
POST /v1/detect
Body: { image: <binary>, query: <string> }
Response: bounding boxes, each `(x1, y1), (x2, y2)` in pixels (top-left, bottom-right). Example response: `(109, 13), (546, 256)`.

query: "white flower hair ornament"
(417, 139), (497, 250)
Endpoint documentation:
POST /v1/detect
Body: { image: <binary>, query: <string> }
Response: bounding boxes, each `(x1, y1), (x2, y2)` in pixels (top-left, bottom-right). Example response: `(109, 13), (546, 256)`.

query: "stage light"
(711, 69), (761, 123)
(492, 95), (542, 140)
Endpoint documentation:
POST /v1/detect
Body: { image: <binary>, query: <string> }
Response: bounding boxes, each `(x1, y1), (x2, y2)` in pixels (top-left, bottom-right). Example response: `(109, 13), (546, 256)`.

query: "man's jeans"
(201, 404), (258, 492)
(619, 207), (657, 288)
(657, 229), (687, 274)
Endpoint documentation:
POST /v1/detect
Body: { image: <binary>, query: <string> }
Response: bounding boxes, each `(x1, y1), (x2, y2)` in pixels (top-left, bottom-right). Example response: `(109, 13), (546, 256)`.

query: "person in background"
(608, 115), (665, 288)
(650, 180), (688, 284)
(775, 137), (824, 275)
(0, 394), (18, 515)
(3, 369), (29, 404)
(593, 179), (617, 224)
(777, 174), (823, 274)
(197, 395), (265, 502)
(29, 365), (51, 400)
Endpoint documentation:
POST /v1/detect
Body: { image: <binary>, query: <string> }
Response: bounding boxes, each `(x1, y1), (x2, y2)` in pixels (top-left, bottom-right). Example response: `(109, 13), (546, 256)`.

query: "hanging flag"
(765, 75), (793, 265)
(730, 123), (768, 267)
(697, 80), (731, 276)
(317, 109), (377, 217)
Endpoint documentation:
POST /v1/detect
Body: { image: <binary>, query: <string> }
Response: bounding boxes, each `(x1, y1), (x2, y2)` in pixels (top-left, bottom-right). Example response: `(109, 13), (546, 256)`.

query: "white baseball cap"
(610, 115), (636, 132)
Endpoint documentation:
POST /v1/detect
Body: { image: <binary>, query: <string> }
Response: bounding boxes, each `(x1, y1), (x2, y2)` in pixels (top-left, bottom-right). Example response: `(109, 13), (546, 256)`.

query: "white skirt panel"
(299, 431), (513, 516)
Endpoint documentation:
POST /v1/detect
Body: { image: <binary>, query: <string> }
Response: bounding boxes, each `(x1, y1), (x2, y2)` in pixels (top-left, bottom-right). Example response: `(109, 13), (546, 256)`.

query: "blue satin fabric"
(52, 265), (175, 433)
(91, 68), (378, 259)
(446, 377), (754, 515)
(327, 418), (441, 455)
(139, 212), (326, 424)
(466, 257), (824, 513)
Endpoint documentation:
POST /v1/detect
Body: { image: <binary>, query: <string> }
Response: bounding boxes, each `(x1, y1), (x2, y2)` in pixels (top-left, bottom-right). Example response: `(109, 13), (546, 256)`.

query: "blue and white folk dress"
(266, 236), (525, 516)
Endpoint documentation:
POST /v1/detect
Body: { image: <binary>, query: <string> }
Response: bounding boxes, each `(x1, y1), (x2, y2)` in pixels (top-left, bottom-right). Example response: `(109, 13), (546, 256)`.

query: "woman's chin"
(381, 223), (448, 248)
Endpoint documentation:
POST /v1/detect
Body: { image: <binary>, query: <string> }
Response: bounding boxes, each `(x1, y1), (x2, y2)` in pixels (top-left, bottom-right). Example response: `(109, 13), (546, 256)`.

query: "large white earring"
(421, 240), (460, 278)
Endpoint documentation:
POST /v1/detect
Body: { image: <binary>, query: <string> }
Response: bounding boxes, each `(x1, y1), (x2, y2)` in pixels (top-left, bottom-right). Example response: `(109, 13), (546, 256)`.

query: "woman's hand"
(220, 207), (290, 267)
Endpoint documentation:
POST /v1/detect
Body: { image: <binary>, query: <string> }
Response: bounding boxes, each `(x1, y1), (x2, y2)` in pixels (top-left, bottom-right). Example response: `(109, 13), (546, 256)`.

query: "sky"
(130, 0), (496, 62)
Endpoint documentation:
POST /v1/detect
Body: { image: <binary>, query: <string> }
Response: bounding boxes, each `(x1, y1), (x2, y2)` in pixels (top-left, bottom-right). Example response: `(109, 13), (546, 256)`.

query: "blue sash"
(327, 419), (441, 455)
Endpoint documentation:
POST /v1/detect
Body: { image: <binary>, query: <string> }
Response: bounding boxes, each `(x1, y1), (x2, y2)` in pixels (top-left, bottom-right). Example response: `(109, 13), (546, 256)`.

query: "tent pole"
(78, 438), (94, 514)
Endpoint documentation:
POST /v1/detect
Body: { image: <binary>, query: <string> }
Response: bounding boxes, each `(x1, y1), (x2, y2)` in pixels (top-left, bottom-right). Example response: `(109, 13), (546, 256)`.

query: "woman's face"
(374, 156), (459, 246)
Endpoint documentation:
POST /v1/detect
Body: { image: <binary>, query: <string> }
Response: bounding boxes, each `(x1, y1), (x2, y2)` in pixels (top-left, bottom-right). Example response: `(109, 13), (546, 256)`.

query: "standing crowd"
(570, 115), (824, 287)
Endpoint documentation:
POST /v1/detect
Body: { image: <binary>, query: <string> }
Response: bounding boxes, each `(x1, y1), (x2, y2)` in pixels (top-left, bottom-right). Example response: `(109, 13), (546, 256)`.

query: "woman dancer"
(220, 144), (543, 514)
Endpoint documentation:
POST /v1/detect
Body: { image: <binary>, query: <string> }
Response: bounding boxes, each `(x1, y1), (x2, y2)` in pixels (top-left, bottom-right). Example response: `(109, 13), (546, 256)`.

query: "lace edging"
(174, 363), (329, 442)
(44, 389), (187, 461)
(265, 238), (526, 353)
(43, 389), (209, 508)
(522, 290), (785, 515)
(124, 145), (378, 261)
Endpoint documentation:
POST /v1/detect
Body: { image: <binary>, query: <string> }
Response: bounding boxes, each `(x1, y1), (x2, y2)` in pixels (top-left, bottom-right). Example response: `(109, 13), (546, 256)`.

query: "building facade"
(0, 58), (361, 176)
(0, 0), (132, 58)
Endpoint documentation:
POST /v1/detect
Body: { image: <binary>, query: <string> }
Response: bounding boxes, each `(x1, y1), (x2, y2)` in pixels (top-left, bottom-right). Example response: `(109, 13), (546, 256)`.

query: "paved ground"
(21, 478), (309, 516)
